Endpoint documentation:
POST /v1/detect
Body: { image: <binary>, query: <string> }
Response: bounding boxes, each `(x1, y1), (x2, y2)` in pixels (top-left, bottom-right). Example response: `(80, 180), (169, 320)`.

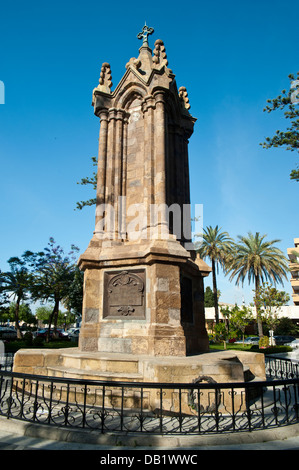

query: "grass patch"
(3, 338), (78, 353)
(209, 342), (293, 355)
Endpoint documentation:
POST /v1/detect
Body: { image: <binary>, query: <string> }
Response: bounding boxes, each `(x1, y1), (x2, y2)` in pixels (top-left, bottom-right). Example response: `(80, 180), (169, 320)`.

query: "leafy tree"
(227, 232), (289, 337)
(204, 286), (221, 308)
(221, 304), (253, 345)
(35, 305), (76, 329)
(31, 238), (80, 341)
(213, 321), (228, 346)
(0, 305), (10, 324)
(0, 252), (38, 338)
(196, 226), (234, 323)
(275, 317), (298, 336)
(261, 72), (299, 181)
(57, 311), (76, 329)
(35, 305), (53, 325)
(63, 266), (84, 318)
(75, 156), (97, 210)
(9, 302), (37, 327)
(254, 282), (290, 334)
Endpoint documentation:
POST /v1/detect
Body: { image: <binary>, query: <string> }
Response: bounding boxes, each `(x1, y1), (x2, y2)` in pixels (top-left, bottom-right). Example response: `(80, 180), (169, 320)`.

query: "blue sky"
(0, 0), (298, 306)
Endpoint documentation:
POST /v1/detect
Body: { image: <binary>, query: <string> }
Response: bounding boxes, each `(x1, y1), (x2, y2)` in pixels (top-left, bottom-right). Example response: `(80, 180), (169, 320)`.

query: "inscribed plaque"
(103, 269), (146, 319)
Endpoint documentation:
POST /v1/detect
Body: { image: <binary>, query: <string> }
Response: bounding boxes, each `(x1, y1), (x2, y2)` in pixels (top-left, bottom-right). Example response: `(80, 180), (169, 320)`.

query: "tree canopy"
(197, 225), (234, 323)
(0, 238), (83, 341)
(226, 232), (289, 336)
(261, 72), (299, 181)
(0, 251), (39, 338)
(30, 238), (81, 340)
(75, 155), (97, 210)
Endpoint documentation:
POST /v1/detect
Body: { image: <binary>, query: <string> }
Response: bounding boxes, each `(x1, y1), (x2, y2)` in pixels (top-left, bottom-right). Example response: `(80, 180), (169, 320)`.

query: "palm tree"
(31, 238), (80, 342)
(197, 225), (234, 323)
(0, 259), (33, 338)
(227, 232), (289, 337)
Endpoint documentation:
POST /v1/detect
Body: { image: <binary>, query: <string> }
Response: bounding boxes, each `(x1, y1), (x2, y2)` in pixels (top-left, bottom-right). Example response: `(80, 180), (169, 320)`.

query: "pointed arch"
(114, 81), (148, 110)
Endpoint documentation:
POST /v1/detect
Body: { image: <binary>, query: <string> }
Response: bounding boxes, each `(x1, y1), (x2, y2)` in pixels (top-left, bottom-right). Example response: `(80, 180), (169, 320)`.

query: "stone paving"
(0, 416), (298, 450)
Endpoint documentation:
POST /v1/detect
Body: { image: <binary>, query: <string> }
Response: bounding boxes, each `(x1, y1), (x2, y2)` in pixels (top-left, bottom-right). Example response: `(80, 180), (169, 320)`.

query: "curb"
(1, 416), (299, 449)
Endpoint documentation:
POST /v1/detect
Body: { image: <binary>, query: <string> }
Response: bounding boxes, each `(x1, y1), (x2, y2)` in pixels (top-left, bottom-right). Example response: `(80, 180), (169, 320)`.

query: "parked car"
(274, 335), (297, 345)
(56, 329), (69, 339)
(0, 327), (17, 340)
(33, 328), (69, 340)
(286, 338), (299, 349)
(67, 327), (78, 335)
(235, 336), (260, 345)
(33, 329), (51, 339)
(67, 328), (80, 340)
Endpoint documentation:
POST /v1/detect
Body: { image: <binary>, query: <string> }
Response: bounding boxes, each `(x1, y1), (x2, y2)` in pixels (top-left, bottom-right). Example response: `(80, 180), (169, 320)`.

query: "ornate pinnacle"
(179, 87), (191, 110)
(137, 22), (154, 47)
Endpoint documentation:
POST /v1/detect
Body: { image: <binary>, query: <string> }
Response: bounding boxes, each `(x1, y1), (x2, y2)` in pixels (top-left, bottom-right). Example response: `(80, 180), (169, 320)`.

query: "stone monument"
(13, 25), (266, 386)
(77, 23), (211, 357)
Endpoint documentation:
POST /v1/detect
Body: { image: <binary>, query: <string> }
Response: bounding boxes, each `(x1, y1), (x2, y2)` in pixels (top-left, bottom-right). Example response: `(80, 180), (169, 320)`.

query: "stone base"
(13, 348), (266, 415)
(78, 236), (211, 356)
(13, 347), (266, 383)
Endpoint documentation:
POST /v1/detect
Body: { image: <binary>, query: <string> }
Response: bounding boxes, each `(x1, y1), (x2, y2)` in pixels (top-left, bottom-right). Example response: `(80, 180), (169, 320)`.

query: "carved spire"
(153, 39), (168, 66)
(97, 62), (113, 94)
(178, 86), (191, 110)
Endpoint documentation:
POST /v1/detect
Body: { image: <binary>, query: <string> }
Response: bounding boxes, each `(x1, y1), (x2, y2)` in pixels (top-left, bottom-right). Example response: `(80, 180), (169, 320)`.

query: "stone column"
(95, 110), (108, 232)
(105, 108), (117, 239)
(120, 113), (129, 240)
(153, 90), (168, 238)
(115, 109), (125, 239)
(182, 133), (192, 246)
(142, 95), (155, 238)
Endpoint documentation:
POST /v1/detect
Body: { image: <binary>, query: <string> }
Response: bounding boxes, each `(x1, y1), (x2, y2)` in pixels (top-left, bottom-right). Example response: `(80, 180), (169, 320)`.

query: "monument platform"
(13, 347), (266, 415)
(13, 347), (266, 383)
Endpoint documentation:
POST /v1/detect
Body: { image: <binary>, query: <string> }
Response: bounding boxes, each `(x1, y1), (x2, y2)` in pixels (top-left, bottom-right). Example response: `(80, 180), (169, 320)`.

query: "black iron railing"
(265, 355), (299, 380)
(0, 355), (298, 435)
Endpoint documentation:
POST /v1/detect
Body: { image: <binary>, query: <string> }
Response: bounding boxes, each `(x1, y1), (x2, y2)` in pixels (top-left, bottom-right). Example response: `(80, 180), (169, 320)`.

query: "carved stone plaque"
(103, 269), (146, 319)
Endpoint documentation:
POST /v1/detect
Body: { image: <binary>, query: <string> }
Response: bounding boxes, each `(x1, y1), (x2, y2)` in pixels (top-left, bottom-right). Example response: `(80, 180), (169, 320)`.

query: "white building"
(205, 304), (299, 327)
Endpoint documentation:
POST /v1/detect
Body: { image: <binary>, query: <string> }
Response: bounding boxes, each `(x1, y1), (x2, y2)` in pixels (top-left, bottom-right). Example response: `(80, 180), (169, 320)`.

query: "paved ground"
(0, 416), (298, 451)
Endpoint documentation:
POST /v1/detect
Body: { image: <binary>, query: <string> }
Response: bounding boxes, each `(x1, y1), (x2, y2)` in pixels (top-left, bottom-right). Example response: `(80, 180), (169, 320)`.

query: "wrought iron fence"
(265, 355), (299, 380)
(0, 354), (298, 435)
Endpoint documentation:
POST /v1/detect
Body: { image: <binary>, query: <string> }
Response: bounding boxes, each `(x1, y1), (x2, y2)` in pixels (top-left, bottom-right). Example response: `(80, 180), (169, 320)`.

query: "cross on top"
(137, 22), (154, 46)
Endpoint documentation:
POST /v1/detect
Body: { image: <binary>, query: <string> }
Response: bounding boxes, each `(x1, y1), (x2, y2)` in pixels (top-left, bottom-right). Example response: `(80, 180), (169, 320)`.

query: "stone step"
(46, 365), (144, 382)
(59, 351), (140, 375)
(40, 366), (149, 410)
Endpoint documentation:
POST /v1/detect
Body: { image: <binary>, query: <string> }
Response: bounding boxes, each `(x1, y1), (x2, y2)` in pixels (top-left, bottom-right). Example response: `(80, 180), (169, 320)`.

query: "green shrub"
(23, 332), (33, 347)
(251, 344), (292, 354)
(259, 336), (269, 349)
(32, 336), (44, 348)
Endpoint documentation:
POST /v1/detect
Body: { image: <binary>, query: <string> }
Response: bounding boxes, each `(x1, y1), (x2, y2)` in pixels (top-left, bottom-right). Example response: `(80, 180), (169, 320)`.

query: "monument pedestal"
(13, 347), (266, 415)
(13, 348), (266, 383)
(77, 236), (211, 356)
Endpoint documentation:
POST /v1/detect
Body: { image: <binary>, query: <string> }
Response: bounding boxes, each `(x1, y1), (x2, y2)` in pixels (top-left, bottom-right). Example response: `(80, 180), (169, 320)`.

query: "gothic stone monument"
(13, 26), (266, 387)
(77, 24), (211, 357)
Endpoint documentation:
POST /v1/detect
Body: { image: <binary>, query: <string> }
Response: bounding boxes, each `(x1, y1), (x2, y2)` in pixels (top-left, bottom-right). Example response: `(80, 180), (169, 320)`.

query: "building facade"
(287, 238), (299, 306)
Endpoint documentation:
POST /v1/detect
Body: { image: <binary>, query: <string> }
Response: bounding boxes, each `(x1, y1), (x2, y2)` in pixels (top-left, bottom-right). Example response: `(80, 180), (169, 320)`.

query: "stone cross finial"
(137, 22), (154, 46)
